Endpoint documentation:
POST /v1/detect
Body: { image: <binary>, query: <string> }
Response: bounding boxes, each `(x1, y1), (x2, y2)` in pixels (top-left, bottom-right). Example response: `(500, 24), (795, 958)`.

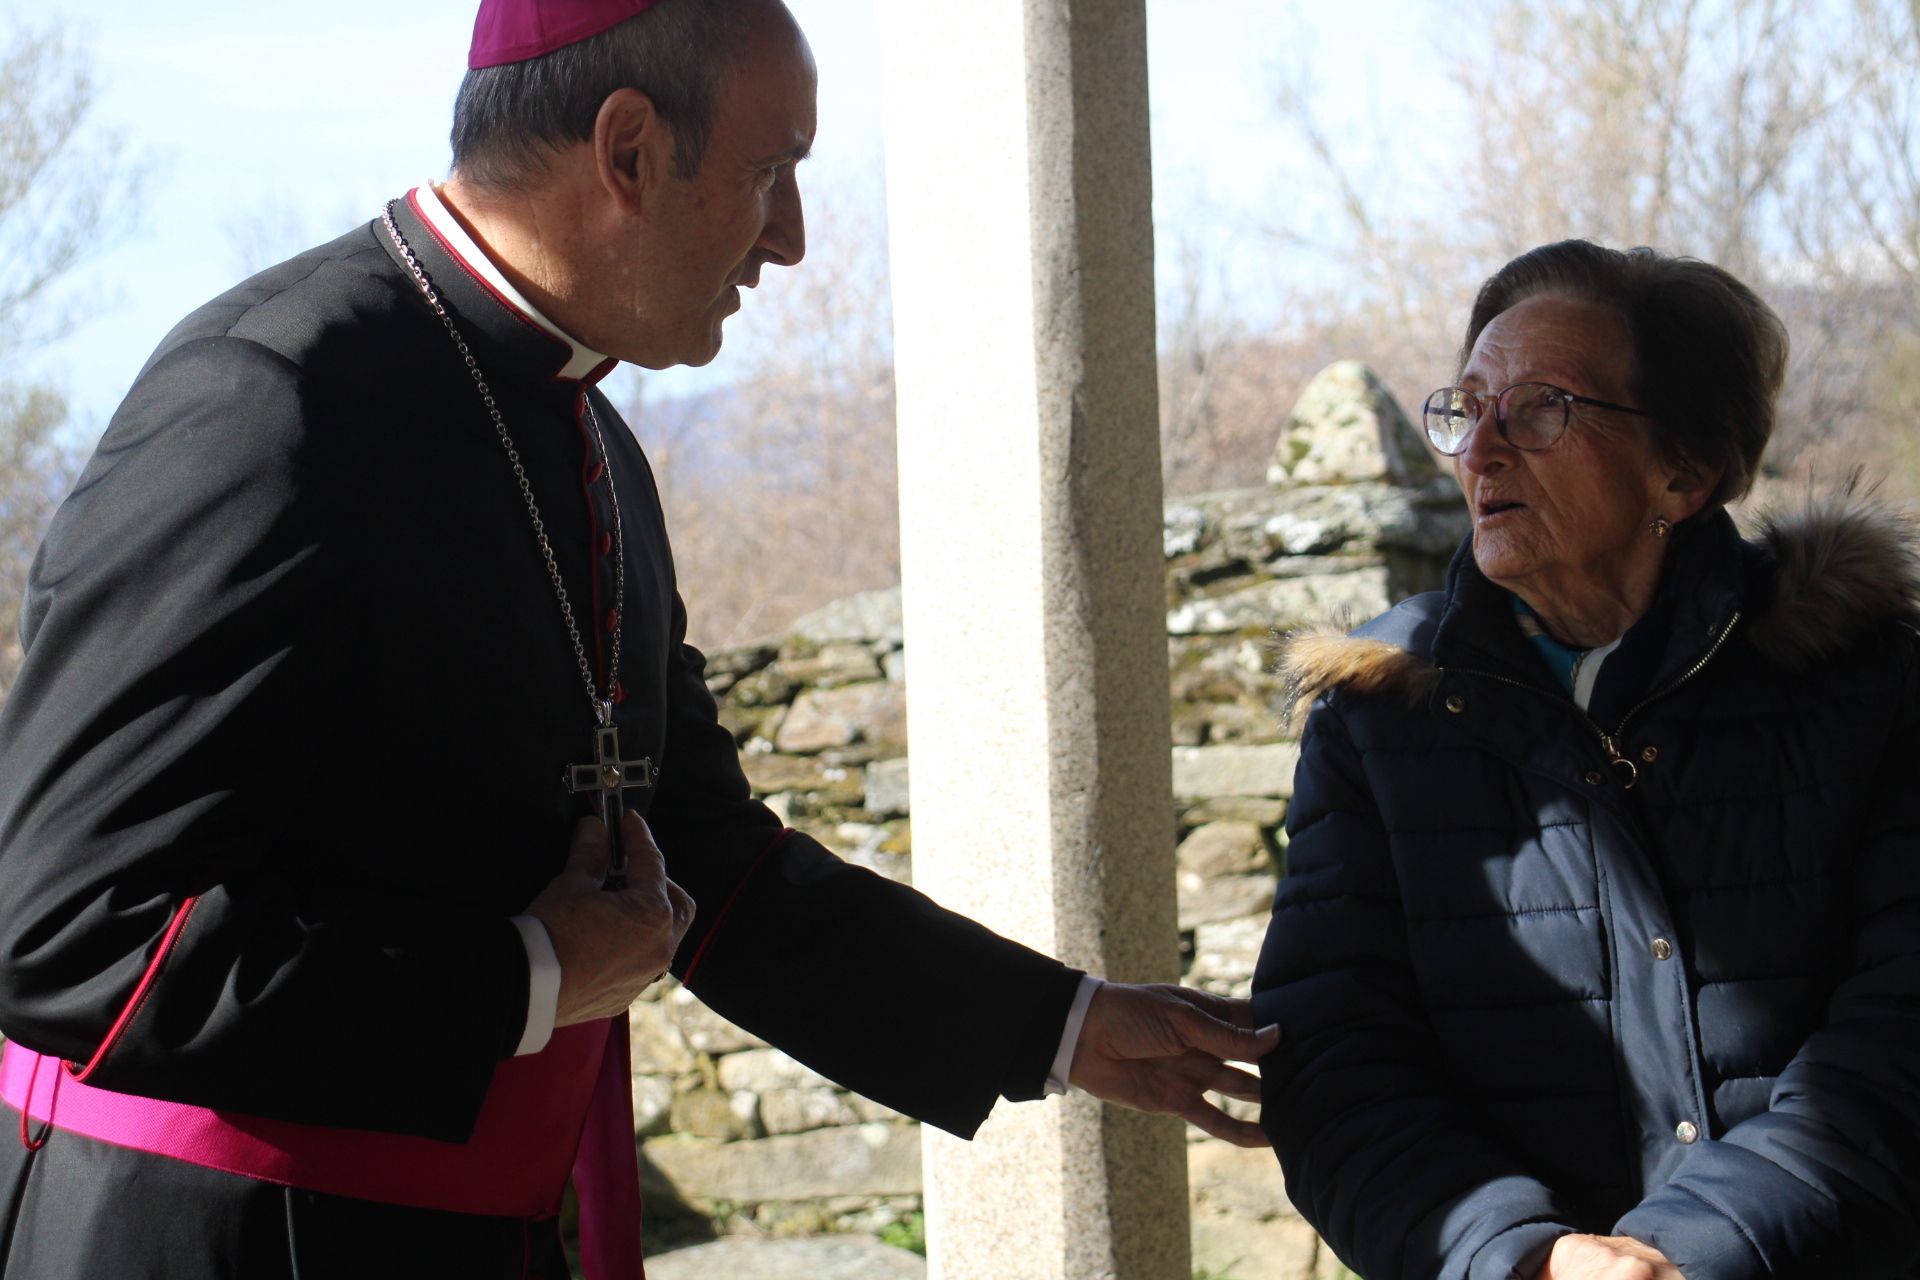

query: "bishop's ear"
(593, 88), (670, 213)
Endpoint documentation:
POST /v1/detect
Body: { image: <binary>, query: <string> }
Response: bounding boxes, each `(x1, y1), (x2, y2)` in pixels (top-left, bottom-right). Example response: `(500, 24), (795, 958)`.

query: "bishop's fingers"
(1176, 986), (1262, 1030)
(615, 811), (667, 885)
(1205, 1060), (1264, 1103)
(1175, 1002), (1281, 1065)
(1182, 1098), (1268, 1148)
(557, 816), (613, 893)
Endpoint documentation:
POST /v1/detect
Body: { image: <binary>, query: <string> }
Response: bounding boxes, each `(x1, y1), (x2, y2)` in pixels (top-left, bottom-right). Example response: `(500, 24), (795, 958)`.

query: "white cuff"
(1044, 974), (1103, 1096)
(510, 915), (562, 1056)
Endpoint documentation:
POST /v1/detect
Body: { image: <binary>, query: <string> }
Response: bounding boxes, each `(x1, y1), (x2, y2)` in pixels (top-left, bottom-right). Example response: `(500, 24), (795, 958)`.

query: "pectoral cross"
(565, 722), (655, 889)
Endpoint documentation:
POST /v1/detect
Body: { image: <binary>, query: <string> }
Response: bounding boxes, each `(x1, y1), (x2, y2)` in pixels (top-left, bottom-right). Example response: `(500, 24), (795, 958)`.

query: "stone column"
(880, 2), (1186, 1278)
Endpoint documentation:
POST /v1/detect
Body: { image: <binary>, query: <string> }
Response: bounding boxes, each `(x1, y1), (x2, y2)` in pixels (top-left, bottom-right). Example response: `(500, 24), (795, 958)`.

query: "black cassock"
(0, 193), (1080, 1278)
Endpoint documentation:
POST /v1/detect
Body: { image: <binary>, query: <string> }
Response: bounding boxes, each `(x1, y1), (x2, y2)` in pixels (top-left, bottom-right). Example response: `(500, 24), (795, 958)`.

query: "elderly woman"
(1253, 240), (1920, 1280)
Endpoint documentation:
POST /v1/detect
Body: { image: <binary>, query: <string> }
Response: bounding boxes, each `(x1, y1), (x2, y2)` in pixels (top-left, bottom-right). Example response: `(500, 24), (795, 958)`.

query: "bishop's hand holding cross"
(565, 720), (656, 891)
(525, 809), (695, 1027)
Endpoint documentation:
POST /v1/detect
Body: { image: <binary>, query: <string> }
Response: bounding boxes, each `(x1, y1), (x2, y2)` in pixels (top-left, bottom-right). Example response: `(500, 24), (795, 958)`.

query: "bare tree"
(1258, 0), (1919, 496)
(224, 193), (374, 279)
(0, 25), (139, 699)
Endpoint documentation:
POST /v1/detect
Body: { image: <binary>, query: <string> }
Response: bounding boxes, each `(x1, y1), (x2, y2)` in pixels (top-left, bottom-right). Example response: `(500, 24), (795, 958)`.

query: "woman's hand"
(1536, 1234), (1682, 1279)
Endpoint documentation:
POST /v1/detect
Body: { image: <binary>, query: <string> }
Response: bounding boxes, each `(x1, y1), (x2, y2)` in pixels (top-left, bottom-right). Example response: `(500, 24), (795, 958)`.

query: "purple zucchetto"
(469, 0), (665, 69)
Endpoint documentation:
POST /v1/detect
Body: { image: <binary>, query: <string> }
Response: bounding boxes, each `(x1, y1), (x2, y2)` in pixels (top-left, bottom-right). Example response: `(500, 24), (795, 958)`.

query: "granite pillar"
(880, 1), (1186, 1276)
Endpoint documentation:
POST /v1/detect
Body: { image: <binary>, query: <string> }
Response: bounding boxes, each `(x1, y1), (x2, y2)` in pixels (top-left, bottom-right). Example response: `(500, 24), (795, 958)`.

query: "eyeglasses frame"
(1422, 380), (1655, 456)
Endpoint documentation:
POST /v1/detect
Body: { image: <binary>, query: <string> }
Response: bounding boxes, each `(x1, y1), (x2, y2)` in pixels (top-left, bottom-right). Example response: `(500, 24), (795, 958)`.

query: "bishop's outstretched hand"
(527, 811), (696, 1027)
(1068, 983), (1279, 1147)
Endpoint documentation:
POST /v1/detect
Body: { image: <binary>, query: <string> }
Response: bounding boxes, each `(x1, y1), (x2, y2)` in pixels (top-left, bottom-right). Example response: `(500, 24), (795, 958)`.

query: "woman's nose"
(1455, 405), (1512, 475)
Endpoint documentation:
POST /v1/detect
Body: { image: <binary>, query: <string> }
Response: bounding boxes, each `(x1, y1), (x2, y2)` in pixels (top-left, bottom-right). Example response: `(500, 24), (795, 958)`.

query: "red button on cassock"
(587, 459), (605, 484)
(598, 531), (613, 556)
(613, 682), (626, 704)
(604, 608), (619, 633)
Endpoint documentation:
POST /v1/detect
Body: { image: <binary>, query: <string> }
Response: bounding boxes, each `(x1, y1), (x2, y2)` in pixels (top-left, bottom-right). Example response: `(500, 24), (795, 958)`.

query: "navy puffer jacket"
(1252, 497), (1920, 1279)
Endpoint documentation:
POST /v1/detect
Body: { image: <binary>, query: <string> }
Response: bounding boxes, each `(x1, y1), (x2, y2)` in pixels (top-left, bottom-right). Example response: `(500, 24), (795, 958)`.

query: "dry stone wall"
(636, 364), (1468, 1278)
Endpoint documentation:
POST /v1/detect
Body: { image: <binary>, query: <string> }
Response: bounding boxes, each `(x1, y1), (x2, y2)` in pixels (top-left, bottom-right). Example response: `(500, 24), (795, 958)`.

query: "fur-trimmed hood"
(1278, 486), (1920, 725)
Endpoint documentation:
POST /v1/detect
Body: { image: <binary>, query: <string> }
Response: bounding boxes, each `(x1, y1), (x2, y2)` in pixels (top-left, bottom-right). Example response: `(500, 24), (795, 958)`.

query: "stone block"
(1257, 482), (1437, 560)
(1172, 743), (1301, 800)
(1165, 504), (1207, 557)
(669, 1087), (757, 1141)
(1219, 507), (1286, 566)
(1178, 871), (1278, 931)
(1188, 917), (1269, 987)
(668, 987), (764, 1055)
(864, 756), (911, 817)
(1268, 360), (1436, 486)
(1265, 510), (1354, 557)
(1204, 702), (1281, 745)
(1377, 482), (1474, 557)
(789, 588), (904, 647)
(1168, 648), (1287, 713)
(1171, 704), (1211, 746)
(775, 683), (909, 755)
(717, 703), (781, 745)
(705, 645), (780, 680)
(631, 1075), (675, 1138)
(1169, 669), (1257, 708)
(828, 819), (910, 854)
(740, 754), (866, 806)
(1176, 820), (1273, 877)
(760, 1087), (863, 1135)
(816, 742), (889, 768)
(629, 998), (696, 1076)
(1172, 558), (1259, 596)
(1190, 1213), (1321, 1280)
(1188, 1137), (1300, 1222)
(850, 1095), (907, 1124)
(777, 644), (884, 687)
(1168, 567), (1391, 636)
(703, 645), (778, 697)
(1266, 552), (1382, 580)
(1181, 796), (1287, 828)
(731, 666), (800, 708)
(645, 1237), (926, 1280)
(644, 1123), (923, 1202)
(717, 1048), (834, 1093)
(1185, 1091), (1322, 1278)
(881, 649), (907, 682)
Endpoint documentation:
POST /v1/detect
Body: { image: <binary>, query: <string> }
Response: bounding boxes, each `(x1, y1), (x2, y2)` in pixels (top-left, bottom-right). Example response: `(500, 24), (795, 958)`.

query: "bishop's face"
(616, 12), (817, 369)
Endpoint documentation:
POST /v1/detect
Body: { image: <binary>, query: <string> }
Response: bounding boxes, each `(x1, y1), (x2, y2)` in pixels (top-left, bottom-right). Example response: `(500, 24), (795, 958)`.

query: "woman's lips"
(1476, 499), (1527, 524)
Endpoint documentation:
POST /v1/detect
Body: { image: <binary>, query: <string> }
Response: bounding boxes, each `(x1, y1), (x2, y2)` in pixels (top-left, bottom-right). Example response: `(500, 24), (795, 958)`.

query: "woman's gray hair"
(450, 0), (763, 189)
(1463, 240), (1788, 508)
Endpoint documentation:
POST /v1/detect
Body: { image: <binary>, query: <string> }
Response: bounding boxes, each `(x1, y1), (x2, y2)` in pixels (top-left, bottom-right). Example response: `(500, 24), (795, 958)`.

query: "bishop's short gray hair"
(449, 0), (762, 188)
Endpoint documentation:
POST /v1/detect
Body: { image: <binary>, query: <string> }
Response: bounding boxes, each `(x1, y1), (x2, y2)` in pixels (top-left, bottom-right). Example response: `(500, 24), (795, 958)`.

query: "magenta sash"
(1, 1018), (645, 1277)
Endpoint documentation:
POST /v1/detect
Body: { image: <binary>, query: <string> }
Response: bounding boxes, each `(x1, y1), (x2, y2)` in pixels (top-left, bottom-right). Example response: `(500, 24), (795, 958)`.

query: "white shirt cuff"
(510, 914), (561, 1056)
(1044, 974), (1104, 1096)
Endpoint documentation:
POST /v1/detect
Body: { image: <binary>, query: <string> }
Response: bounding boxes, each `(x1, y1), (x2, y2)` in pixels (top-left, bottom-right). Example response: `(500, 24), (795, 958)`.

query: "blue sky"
(10, 0), (1440, 436)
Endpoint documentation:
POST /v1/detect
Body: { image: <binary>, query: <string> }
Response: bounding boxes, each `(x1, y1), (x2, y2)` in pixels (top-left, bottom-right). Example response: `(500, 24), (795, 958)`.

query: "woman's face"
(1453, 293), (1687, 600)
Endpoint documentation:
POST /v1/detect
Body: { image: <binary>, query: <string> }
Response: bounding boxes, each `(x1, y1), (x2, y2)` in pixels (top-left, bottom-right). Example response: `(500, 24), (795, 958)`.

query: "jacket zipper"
(1446, 611), (1743, 790)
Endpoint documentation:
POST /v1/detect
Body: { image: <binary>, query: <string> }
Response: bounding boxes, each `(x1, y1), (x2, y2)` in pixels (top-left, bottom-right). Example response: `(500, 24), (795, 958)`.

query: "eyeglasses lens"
(1501, 383), (1567, 449)
(1423, 388), (1474, 455)
(1422, 383), (1572, 455)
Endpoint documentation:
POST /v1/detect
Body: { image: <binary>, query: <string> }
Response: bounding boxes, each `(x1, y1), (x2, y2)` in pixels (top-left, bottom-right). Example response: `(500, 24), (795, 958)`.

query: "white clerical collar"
(410, 182), (610, 382)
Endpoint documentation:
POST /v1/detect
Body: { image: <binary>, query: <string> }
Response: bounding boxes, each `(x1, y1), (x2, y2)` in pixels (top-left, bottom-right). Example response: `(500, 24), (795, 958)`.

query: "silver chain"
(381, 201), (625, 728)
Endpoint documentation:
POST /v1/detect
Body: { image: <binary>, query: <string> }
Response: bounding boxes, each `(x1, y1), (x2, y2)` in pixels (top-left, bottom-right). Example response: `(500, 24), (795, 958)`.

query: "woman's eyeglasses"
(1422, 381), (1653, 456)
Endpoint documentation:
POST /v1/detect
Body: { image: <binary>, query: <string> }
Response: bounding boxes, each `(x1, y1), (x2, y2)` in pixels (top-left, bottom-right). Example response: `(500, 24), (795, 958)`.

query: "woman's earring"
(1649, 517), (1673, 539)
